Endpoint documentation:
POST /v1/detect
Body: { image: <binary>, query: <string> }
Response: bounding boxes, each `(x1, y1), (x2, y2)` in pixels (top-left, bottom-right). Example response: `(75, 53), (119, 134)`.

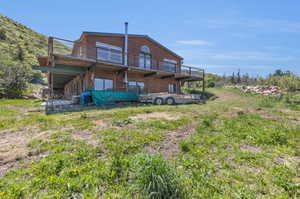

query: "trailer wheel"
(154, 97), (164, 105)
(165, 97), (176, 105)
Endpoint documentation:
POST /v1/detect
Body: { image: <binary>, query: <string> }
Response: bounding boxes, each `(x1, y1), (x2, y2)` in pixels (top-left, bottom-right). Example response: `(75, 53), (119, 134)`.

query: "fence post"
(202, 70), (205, 92)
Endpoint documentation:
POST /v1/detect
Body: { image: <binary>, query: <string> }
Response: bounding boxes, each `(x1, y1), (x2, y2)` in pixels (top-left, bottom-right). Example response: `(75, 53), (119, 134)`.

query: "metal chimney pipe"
(124, 22), (128, 66)
(124, 22), (128, 89)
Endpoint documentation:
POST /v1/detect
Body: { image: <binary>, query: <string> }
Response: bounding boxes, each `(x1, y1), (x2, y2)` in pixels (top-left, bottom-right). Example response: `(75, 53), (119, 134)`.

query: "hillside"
(0, 88), (299, 198)
(0, 14), (69, 67)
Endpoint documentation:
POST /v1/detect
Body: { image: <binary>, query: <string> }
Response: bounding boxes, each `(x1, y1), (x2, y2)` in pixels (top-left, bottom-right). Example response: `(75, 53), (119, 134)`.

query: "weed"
(130, 153), (186, 199)
(180, 140), (193, 152)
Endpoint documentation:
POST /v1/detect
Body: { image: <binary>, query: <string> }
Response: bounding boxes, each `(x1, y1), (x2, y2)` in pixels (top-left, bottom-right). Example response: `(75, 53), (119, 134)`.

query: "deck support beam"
(161, 74), (175, 79)
(117, 67), (128, 75)
(32, 65), (86, 75)
(144, 72), (157, 77)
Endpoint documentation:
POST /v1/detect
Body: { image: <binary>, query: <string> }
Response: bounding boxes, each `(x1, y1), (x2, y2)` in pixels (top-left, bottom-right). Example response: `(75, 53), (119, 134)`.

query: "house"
(35, 23), (204, 100)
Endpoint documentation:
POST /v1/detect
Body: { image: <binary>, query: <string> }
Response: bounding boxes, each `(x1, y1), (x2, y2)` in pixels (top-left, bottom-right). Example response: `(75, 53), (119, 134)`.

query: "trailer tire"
(165, 97), (176, 105)
(154, 97), (164, 105)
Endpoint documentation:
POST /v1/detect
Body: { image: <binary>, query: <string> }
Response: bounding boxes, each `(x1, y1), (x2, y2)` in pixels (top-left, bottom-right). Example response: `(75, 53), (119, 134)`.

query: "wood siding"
(61, 34), (184, 97)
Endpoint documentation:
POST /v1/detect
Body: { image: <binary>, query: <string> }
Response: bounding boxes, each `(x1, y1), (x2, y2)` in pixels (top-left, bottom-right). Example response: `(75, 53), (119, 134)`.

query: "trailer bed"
(139, 93), (204, 105)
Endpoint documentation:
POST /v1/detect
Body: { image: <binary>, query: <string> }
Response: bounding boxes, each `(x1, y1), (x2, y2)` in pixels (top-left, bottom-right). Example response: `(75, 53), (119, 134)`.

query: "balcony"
(48, 37), (204, 79)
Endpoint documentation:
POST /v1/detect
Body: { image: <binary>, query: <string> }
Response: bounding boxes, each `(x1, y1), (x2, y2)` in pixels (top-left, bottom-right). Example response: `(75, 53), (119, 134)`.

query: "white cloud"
(176, 40), (213, 46)
(183, 18), (300, 34)
(203, 18), (300, 33)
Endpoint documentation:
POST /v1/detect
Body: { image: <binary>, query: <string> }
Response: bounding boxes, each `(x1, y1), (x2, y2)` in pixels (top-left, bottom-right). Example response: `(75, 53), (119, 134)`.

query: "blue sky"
(1, 0), (299, 76)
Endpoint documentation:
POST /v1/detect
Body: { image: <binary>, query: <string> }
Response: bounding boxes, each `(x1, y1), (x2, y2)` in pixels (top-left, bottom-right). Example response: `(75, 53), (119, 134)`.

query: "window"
(162, 59), (177, 73)
(138, 45), (152, 69)
(128, 81), (145, 93)
(140, 45), (150, 53)
(168, 84), (176, 93)
(139, 53), (151, 69)
(94, 78), (113, 91)
(96, 42), (122, 63)
(79, 46), (83, 57)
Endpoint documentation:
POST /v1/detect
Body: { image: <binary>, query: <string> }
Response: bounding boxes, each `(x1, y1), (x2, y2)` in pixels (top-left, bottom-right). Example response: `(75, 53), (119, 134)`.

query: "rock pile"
(225, 85), (281, 96)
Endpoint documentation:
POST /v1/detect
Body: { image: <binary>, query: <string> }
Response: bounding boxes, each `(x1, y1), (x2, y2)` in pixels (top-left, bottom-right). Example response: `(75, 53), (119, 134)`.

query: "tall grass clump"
(130, 153), (185, 199)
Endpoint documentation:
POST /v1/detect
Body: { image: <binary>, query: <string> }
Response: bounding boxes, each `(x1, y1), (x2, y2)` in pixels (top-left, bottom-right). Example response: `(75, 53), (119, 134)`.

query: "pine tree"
(231, 72), (236, 84)
(237, 69), (241, 84)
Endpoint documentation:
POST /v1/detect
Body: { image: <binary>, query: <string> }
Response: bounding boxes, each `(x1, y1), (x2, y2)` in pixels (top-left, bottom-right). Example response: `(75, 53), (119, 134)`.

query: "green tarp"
(91, 90), (138, 105)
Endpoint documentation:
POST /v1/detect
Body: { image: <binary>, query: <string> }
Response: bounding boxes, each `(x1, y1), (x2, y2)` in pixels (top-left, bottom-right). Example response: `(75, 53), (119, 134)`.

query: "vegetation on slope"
(0, 14), (70, 98)
(0, 89), (299, 198)
(0, 14), (69, 66)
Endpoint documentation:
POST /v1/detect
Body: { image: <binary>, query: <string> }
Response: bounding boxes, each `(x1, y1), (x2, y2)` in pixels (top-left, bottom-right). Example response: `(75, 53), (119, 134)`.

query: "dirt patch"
(240, 144), (261, 153)
(72, 130), (99, 146)
(0, 129), (51, 177)
(228, 107), (300, 124)
(275, 156), (300, 169)
(148, 122), (198, 159)
(0, 151), (47, 177)
(92, 119), (110, 130)
(279, 109), (300, 114)
(131, 112), (179, 121)
(261, 113), (300, 124)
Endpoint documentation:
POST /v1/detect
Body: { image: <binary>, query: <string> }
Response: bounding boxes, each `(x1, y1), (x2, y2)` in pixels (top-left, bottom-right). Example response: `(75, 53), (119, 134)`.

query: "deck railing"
(49, 37), (204, 78)
(181, 65), (205, 78)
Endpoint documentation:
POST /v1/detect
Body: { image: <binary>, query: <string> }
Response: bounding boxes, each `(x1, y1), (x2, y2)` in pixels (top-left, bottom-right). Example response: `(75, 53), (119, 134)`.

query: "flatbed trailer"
(139, 92), (204, 105)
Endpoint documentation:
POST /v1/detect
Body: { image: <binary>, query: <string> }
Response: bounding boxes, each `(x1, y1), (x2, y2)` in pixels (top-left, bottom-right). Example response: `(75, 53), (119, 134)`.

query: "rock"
(224, 85), (281, 96)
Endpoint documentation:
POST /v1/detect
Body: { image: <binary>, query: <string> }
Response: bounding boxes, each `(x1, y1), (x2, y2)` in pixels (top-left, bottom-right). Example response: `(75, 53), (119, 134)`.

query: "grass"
(130, 153), (186, 199)
(0, 88), (299, 198)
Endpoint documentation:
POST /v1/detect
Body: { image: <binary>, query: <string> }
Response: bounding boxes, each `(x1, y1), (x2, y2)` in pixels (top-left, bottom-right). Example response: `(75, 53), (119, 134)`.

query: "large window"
(96, 42), (122, 63)
(161, 59), (177, 73)
(138, 45), (151, 69)
(128, 81), (145, 93)
(94, 78), (113, 91)
(138, 53), (151, 69)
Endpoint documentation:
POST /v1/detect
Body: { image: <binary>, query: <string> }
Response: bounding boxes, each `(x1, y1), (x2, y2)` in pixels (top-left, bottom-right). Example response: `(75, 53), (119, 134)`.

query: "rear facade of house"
(36, 26), (203, 99)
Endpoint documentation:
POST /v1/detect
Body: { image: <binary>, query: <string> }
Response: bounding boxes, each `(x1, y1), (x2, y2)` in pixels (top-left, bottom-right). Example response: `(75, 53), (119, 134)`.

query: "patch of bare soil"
(72, 129), (99, 146)
(279, 109), (300, 114)
(145, 122), (198, 159)
(0, 129), (51, 177)
(261, 113), (300, 124)
(130, 112), (180, 121)
(228, 107), (300, 124)
(216, 91), (242, 101)
(92, 119), (110, 130)
(240, 144), (261, 153)
(274, 156), (300, 170)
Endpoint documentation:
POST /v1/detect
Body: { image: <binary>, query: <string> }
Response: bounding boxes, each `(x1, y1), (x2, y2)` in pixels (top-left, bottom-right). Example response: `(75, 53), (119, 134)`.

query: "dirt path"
(160, 122), (198, 159)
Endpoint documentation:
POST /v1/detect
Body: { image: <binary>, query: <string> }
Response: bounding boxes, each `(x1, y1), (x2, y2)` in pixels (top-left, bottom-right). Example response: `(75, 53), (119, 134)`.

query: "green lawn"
(0, 88), (299, 198)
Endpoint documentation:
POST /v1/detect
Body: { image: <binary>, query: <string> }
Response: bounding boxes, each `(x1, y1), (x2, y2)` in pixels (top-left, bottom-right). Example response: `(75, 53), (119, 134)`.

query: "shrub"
(261, 73), (300, 92)
(207, 81), (215, 88)
(183, 88), (215, 100)
(0, 29), (6, 40)
(0, 64), (30, 98)
(180, 140), (192, 152)
(131, 153), (185, 199)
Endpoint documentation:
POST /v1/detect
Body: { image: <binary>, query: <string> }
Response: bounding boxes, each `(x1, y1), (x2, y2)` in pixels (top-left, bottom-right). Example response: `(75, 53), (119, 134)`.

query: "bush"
(0, 29), (6, 40)
(207, 81), (215, 88)
(131, 153), (185, 199)
(183, 88), (215, 100)
(0, 64), (31, 98)
(261, 73), (300, 92)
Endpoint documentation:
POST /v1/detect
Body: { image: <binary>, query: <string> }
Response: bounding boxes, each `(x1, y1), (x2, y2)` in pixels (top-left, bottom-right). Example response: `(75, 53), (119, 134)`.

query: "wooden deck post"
(202, 70), (205, 92)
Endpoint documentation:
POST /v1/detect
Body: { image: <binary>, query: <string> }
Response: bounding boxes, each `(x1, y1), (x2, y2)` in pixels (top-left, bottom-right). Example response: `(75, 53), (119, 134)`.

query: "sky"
(1, 0), (299, 77)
